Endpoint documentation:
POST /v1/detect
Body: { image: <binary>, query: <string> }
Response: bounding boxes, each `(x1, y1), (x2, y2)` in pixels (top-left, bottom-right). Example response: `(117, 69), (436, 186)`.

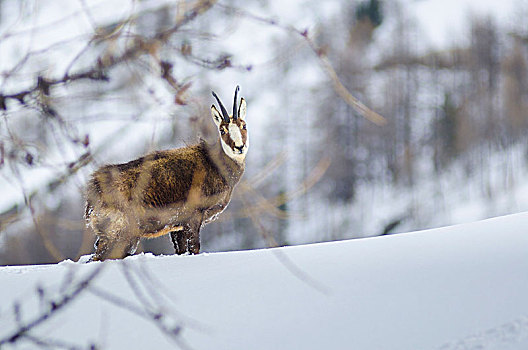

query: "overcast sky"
(409, 0), (521, 48)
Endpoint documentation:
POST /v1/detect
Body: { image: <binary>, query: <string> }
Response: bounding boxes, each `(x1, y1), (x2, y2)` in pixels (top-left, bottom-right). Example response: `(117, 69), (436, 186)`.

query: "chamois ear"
(211, 105), (222, 127)
(238, 98), (247, 121)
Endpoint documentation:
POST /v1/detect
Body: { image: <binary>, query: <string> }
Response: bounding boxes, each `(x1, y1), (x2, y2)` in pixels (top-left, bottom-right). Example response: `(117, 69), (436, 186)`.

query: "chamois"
(85, 86), (248, 261)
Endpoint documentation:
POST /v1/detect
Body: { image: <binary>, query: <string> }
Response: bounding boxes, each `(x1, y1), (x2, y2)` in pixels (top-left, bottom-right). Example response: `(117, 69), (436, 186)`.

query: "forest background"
(1, 0), (527, 265)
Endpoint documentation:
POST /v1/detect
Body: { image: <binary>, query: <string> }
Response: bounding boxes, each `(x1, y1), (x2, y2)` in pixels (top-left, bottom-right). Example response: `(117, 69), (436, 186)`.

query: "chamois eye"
(242, 124), (247, 130)
(220, 129), (226, 135)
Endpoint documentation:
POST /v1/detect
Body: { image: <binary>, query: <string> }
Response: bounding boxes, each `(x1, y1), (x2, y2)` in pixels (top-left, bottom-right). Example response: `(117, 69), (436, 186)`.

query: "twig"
(224, 156), (331, 221)
(0, 266), (103, 346)
(24, 333), (91, 350)
(0, 0), (217, 109)
(88, 286), (149, 319)
(89, 262), (193, 350)
(218, 4), (387, 126)
(241, 195), (331, 295)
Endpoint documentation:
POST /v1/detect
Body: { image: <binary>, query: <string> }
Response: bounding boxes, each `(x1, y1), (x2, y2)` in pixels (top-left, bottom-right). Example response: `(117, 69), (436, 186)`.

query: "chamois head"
(211, 85), (248, 163)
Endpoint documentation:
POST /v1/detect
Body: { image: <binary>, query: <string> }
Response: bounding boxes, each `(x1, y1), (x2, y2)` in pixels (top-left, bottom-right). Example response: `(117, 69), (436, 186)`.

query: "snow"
(2, 2), (528, 346)
(2, 212), (528, 349)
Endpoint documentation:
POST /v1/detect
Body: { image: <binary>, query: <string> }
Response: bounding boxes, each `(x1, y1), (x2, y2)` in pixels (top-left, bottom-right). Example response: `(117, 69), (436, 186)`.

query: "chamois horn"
(212, 91), (230, 122)
(233, 85), (240, 120)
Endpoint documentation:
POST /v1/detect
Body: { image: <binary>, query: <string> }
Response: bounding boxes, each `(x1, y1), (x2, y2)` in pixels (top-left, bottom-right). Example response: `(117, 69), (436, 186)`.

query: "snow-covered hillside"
(1, 213), (528, 350)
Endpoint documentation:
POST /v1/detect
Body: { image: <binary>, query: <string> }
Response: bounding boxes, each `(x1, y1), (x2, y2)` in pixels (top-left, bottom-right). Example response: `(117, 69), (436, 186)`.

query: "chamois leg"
(187, 223), (202, 255)
(90, 236), (114, 262)
(90, 236), (137, 261)
(171, 231), (187, 255)
(124, 237), (140, 257)
(171, 221), (202, 255)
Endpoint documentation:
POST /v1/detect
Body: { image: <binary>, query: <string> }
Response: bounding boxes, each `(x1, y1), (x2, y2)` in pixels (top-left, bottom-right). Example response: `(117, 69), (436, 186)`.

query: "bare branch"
(88, 263), (194, 350)
(0, 266), (103, 346)
(1, 0), (218, 110)
(241, 195), (331, 295)
(218, 4), (387, 126)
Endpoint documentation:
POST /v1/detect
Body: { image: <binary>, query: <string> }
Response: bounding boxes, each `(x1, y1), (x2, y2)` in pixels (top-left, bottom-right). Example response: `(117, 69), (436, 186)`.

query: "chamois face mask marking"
(211, 90), (248, 163)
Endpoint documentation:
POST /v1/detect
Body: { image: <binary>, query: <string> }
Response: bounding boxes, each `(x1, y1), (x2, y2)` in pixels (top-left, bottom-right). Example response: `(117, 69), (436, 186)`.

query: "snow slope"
(1, 212), (528, 350)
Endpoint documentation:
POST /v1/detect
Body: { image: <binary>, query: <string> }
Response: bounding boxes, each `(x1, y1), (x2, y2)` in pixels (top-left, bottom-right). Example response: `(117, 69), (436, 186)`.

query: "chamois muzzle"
(212, 91), (230, 123)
